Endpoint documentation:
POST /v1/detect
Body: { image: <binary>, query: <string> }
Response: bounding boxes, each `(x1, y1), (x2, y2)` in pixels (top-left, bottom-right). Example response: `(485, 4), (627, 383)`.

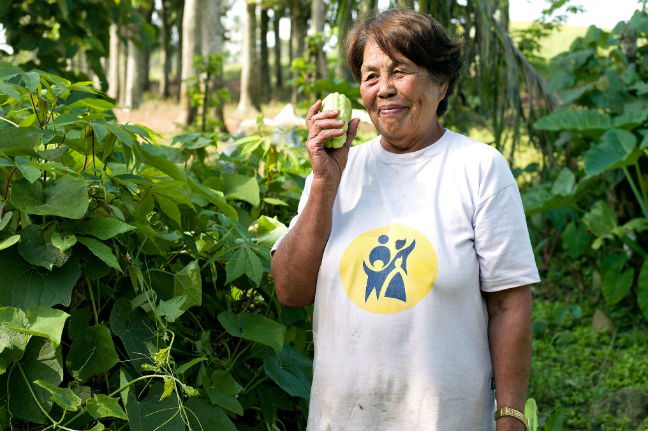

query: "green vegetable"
(320, 92), (352, 149)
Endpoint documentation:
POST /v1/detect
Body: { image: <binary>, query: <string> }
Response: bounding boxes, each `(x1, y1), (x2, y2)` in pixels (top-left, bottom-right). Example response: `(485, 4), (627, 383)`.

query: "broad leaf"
(534, 109), (611, 133)
(263, 345), (312, 399)
(86, 395), (128, 420)
(600, 253), (633, 305)
(75, 217), (136, 240)
(638, 260), (648, 321)
(218, 311), (285, 352)
(77, 237), (121, 271)
(253, 216), (288, 248)
(584, 129), (639, 177)
(551, 168), (575, 196)
(8, 338), (63, 424)
(583, 201), (618, 238)
(185, 398), (238, 431)
(560, 222), (591, 259)
(15, 156), (41, 183)
(0, 235), (20, 251)
(156, 296), (186, 322)
(33, 380), (81, 411)
(126, 383), (185, 431)
(0, 127), (41, 156)
(67, 325), (119, 381)
(226, 246), (264, 284)
(205, 370), (244, 415)
(109, 298), (156, 368)
(10, 177), (88, 219)
(0, 250), (80, 309)
(0, 306), (69, 347)
(223, 173), (261, 207)
(18, 224), (69, 270)
(0, 325), (28, 374)
(51, 233), (77, 252)
(612, 108), (648, 129)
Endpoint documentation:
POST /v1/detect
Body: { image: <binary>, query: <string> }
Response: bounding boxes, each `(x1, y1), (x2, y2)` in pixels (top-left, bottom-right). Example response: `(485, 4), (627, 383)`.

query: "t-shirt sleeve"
(473, 153), (540, 292)
(271, 173), (313, 254)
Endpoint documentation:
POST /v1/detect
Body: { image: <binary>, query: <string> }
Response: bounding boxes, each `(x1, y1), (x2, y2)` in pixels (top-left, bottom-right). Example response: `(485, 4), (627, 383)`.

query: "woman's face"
(359, 39), (448, 153)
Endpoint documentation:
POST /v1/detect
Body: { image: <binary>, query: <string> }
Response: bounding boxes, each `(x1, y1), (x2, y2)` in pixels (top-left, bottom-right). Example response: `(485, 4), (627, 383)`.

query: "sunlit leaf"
(218, 311), (285, 352)
(263, 345), (312, 399)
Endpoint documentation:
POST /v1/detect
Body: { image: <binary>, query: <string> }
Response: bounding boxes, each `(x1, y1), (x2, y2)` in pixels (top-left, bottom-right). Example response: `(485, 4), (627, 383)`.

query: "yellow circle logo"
(339, 223), (437, 314)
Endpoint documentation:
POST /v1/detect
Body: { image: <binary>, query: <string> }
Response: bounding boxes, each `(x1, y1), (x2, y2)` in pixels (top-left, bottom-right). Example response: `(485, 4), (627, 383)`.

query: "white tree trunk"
(202, 0), (223, 56)
(124, 39), (144, 109)
(180, 0), (201, 124)
(310, 0), (327, 79)
(118, 36), (128, 106)
(107, 24), (120, 100)
(238, 0), (257, 113)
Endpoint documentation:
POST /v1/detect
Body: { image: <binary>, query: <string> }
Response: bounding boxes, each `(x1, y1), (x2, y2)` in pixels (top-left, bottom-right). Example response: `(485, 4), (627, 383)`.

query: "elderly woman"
(271, 8), (538, 431)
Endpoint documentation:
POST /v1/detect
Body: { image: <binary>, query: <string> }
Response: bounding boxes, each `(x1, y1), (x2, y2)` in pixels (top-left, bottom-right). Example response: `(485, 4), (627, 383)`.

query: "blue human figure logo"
(363, 234), (416, 302)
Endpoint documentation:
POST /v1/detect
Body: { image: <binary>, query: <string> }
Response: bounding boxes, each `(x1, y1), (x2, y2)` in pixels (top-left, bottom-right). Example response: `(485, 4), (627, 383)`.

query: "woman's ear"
(439, 81), (449, 100)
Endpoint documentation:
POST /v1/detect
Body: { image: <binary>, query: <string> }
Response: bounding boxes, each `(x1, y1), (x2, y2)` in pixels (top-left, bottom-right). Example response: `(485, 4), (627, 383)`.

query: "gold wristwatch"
(494, 406), (529, 430)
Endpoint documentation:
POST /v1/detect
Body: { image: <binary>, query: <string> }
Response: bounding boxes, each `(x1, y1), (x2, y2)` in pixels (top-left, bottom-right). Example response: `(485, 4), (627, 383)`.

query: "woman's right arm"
(271, 101), (360, 307)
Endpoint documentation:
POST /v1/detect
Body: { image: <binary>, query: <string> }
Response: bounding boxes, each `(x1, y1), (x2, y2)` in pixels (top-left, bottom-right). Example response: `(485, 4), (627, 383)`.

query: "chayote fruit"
(320, 92), (352, 149)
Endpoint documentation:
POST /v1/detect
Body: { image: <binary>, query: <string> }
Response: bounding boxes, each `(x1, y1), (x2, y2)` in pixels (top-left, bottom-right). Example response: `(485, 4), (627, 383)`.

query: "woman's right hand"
(305, 99), (360, 187)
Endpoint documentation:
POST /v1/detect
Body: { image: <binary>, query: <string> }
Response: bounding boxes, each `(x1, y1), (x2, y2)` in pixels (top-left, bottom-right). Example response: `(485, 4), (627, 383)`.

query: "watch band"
(494, 406), (529, 430)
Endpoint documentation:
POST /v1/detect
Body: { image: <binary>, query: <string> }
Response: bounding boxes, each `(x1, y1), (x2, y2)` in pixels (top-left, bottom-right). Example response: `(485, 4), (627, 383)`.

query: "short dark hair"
(346, 8), (463, 117)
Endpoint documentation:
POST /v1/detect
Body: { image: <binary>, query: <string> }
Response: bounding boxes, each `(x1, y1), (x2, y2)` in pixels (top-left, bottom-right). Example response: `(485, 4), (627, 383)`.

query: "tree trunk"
(176, 0), (185, 102)
(107, 24), (120, 101)
(238, 1), (259, 113)
(201, 0), (228, 132)
(358, 0), (377, 21)
(118, 35), (128, 106)
(310, 0), (327, 80)
(181, 0), (200, 125)
(260, 7), (272, 102)
(397, 0), (414, 8)
(336, 0), (354, 80)
(290, 0), (308, 103)
(124, 39), (144, 109)
(141, 5), (155, 92)
(160, 1), (172, 98)
(273, 7), (283, 89)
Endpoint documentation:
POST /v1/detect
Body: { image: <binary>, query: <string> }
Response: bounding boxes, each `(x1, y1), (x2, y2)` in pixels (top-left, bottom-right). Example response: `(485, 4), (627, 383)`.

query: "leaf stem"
(2, 167), (17, 218)
(16, 363), (72, 430)
(86, 277), (99, 326)
(0, 116), (19, 127)
(623, 166), (648, 217)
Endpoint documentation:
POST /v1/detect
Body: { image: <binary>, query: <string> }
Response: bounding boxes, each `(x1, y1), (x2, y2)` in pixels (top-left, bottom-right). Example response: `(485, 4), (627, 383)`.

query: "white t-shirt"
(274, 130), (540, 431)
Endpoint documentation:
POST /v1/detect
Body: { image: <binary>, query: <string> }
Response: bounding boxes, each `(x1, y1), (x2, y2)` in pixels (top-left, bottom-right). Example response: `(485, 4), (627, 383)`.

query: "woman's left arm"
(485, 285), (533, 431)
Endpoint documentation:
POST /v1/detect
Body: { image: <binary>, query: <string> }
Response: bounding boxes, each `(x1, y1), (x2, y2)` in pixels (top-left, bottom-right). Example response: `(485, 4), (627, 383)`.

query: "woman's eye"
(363, 74), (378, 82)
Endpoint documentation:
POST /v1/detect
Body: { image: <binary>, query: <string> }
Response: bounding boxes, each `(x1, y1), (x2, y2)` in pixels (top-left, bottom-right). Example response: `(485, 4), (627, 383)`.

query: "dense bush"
(0, 62), (314, 430)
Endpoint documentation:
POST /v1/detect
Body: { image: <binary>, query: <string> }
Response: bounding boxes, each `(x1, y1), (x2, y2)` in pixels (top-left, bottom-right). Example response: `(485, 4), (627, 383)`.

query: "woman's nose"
(377, 76), (396, 98)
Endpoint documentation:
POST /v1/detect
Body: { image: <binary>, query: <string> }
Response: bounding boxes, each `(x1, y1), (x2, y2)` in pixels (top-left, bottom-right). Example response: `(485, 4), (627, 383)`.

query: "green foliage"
(525, 11), (648, 319)
(0, 62), (313, 429)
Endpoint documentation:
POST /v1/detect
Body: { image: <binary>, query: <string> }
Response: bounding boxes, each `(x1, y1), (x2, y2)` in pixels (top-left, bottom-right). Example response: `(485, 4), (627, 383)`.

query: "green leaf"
(175, 357), (207, 375)
(8, 338), (63, 424)
(584, 129), (639, 177)
(0, 306), (69, 347)
(160, 377), (175, 400)
(0, 62), (23, 81)
(205, 370), (244, 415)
(22, 72), (40, 93)
(612, 108), (648, 129)
(86, 395), (128, 420)
(0, 82), (20, 100)
(534, 109), (611, 133)
(253, 216), (287, 248)
(126, 382), (185, 431)
(56, 0), (69, 20)
(525, 398), (539, 431)
(600, 253), (633, 305)
(67, 325), (119, 381)
(583, 201), (618, 238)
(106, 123), (135, 148)
(638, 260), (648, 321)
(33, 380), (81, 411)
(11, 177), (88, 219)
(263, 197), (289, 206)
(18, 224), (69, 270)
(0, 235), (20, 251)
(0, 211), (12, 232)
(155, 194), (181, 227)
(218, 311), (285, 352)
(560, 222), (591, 259)
(156, 296), (186, 323)
(0, 250), (80, 309)
(551, 168), (575, 196)
(189, 178), (238, 220)
(75, 217), (136, 240)
(77, 237), (121, 271)
(185, 398), (238, 431)
(15, 156), (41, 183)
(226, 246), (264, 284)
(0, 127), (42, 156)
(51, 233), (77, 252)
(151, 261), (202, 311)
(109, 299), (156, 368)
(223, 173), (261, 207)
(0, 325), (28, 374)
(262, 345), (312, 399)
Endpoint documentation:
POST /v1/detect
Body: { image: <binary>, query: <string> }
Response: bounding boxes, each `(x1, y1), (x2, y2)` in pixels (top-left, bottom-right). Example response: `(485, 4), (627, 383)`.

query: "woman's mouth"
(379, 105), (407, 116)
